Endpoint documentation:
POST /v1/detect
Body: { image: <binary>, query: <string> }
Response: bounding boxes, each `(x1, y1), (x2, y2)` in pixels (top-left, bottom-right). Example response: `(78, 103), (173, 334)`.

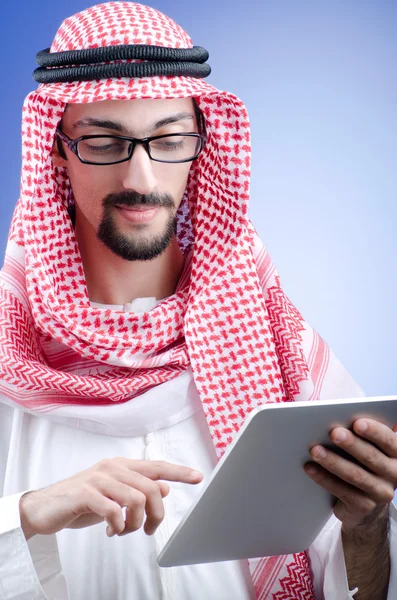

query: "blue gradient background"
(1, 1), (396, 396)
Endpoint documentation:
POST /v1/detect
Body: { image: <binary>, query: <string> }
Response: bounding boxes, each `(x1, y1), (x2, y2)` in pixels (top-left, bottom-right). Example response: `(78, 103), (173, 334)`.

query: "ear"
(51, 136), (68, 168)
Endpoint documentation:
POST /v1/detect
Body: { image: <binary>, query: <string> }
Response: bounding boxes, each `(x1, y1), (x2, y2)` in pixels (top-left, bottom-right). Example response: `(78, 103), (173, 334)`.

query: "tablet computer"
(158, 394), (397, 568)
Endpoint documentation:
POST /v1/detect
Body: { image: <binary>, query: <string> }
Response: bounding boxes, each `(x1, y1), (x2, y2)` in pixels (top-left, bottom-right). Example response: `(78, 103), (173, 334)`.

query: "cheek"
(172, 165), (192, 207)
(67, 167), (111, 225)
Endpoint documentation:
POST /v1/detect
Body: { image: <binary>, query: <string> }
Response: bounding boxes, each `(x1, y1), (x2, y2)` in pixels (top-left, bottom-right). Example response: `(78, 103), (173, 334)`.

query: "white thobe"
(0, 300), (396, 599)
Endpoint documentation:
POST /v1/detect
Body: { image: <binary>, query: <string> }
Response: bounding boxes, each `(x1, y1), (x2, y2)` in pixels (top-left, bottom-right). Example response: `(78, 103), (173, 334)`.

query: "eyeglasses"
(55, 128), (207, 165)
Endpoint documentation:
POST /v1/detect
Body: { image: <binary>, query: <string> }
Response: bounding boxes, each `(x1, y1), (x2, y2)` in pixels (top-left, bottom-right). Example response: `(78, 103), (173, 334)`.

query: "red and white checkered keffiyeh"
(0, 3), (362, 597)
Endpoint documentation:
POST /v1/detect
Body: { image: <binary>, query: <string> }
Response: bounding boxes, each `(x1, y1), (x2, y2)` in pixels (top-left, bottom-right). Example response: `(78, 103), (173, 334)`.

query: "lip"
(115, 205), (161, 224)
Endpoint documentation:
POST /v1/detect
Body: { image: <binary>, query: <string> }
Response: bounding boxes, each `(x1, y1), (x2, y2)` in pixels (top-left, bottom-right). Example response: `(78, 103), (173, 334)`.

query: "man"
(0, 2), (395, 599)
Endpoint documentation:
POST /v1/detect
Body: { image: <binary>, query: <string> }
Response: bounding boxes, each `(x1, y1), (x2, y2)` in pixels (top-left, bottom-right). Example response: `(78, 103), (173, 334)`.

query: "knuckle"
(96, 458), (113, 472)
(349, 466), (366, 488)
(337, 485), (364, 509)
(152, 507), (165, 523)
(96, 457), (126, 473)
(131, 491), (146, 508)
(87, 473), (106, 489)
(363, 446), (381, 470)
(105, 505), (121, 521)
(380, 487), (395, 504)
(357, 496), (377, 515)
(338, 488), (354, 506)
(79, 481), (96, 496)
(384, 436), (397, 456)
(145, 480), (159, 497)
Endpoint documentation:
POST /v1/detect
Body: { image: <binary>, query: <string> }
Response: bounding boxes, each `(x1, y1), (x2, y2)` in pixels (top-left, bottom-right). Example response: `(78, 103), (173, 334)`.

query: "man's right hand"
(19, 457), (203, 540)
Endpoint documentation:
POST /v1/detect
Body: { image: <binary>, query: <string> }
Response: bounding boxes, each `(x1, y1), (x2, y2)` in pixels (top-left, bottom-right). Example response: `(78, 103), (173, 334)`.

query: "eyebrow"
(71, 112), (195, 135)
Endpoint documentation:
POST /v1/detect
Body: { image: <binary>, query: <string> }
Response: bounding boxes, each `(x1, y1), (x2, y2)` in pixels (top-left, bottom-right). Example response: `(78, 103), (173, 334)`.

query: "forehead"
(63, 97), (195, 125)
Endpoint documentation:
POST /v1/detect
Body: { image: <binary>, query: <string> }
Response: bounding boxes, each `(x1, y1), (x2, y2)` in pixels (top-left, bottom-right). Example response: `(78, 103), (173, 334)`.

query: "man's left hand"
(304, 418), (397, 530)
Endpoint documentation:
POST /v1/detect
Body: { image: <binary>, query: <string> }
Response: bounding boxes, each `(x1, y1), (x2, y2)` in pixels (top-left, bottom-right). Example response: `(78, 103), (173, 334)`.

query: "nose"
(121, 143), (158, 195)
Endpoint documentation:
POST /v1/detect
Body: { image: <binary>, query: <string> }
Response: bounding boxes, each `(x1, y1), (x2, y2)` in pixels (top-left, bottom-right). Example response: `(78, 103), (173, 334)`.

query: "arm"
(0, 402), (68, 599)
(309, 503), (397, 600)
(1, 456), (202, 599)
(342, 505), (390, 600)
(0, 491), (68, 600)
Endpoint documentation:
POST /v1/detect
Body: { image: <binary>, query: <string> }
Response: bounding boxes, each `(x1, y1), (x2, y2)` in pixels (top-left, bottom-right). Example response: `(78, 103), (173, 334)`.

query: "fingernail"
(190, 470), (202, 479)
(313, 446), (327, 459)
(356, 420), (368, 433)
(333, 430), (347, 443)
(305, 465), (318, 476)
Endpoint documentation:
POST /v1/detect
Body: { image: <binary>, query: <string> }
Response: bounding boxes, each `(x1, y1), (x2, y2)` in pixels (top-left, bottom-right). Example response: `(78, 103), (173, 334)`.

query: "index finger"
(353, 418), (397, 458)
(121, 459), (204, 484)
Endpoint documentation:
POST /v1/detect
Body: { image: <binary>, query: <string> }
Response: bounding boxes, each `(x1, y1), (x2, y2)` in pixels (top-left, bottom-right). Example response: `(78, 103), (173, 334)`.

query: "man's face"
(53, 98), (198, 261)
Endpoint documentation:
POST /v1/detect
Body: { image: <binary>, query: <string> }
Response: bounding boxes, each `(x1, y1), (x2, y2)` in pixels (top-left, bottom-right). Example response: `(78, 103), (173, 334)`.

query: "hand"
(304, 418), (397, 531)
(19, 457), (203, 540)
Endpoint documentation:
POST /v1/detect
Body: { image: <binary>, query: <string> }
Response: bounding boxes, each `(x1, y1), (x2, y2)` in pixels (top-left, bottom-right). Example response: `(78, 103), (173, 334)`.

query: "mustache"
(103, 191), (175, 209)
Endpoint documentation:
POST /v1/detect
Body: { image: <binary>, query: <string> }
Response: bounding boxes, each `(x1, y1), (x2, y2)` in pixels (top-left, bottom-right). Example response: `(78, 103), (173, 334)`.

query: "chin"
(98, 222), (176, 262)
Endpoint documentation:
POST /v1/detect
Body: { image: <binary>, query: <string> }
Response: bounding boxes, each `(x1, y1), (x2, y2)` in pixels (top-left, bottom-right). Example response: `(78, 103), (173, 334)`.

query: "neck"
(75, 216), (184, 306)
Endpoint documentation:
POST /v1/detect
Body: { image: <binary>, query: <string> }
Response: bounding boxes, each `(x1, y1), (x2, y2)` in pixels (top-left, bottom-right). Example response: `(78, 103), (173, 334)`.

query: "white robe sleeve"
(309, 501), (397, 600)
(0, 491), (69, 599)
(0, 403), (68, 599)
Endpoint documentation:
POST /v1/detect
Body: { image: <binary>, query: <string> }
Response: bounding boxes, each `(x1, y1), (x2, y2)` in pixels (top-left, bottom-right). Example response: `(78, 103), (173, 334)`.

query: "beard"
(97, 190), (177, 261)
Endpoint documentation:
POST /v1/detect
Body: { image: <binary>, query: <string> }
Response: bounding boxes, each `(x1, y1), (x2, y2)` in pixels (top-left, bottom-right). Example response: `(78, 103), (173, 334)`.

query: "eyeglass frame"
(55, 127), (207, 166)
